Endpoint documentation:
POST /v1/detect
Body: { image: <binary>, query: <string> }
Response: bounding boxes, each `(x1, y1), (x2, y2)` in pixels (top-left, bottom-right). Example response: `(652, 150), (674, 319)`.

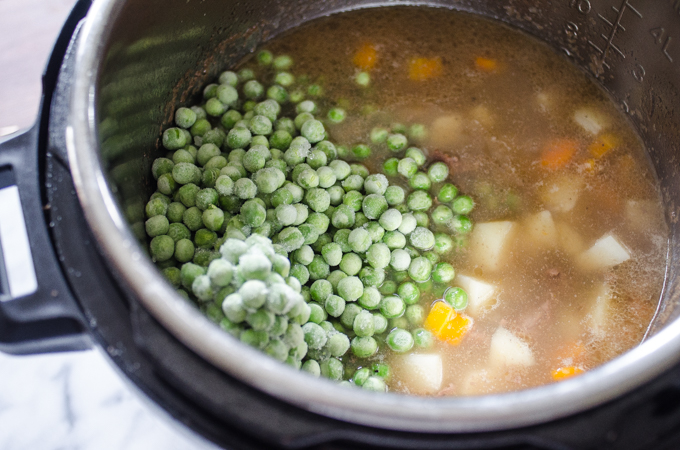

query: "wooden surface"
(0, 0), (78, 137)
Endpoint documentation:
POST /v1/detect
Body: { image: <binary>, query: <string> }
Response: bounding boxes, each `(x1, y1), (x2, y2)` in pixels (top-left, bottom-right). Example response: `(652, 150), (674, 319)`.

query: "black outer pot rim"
(66, 0), (680, 433)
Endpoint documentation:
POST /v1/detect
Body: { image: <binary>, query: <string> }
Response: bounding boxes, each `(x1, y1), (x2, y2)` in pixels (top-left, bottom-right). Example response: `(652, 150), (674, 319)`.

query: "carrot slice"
(588, 133), (618, 158)
(424, 301), (473, 345)
(475, 57), (498, 72)
(353, 43), (378, 71)
(541, 139), (578, 169)
(409, 57), (443, 81)
(551, 366), (584, 381)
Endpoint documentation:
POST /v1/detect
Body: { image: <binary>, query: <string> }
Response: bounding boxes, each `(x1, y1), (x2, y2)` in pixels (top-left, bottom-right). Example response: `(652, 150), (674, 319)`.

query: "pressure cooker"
(3, 0), (680, 448)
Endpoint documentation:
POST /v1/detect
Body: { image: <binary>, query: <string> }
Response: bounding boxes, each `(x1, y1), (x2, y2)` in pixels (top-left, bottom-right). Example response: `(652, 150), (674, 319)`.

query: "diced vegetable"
(353, 43), (377, 71)
(409, 57), (442, 81)
(468, 221), (516, 272)
(539, 174), (583, 213)
(424, 301), (473, 345)
(551, 366), (584, 381)
(488, 327), (535, 367)
(522, 210), (557, 248)
(395, 354), (443, 395)
(577, 234), (630, 271)
(541, 139), (578, 169)
(574, 108), (608, 135)
(555, 221), (586, 257)
(454, 274), (496, 317)
(586, 283), (612, 337)
(588, 133), (618, 158)
(475, 57), (497, 72)
(430, 114), (463, 147)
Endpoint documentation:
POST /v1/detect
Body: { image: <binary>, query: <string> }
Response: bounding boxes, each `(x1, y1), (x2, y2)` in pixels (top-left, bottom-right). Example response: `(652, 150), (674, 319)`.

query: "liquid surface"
(248, 7), (668, 395)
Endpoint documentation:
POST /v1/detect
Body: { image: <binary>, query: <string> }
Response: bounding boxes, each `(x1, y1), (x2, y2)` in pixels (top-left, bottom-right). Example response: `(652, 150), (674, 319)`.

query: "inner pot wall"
(68, 0), (680, 433)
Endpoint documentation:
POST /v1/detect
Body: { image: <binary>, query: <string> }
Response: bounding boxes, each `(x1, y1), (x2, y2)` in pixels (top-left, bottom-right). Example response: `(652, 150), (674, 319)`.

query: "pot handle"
(0, 127), (90, 354)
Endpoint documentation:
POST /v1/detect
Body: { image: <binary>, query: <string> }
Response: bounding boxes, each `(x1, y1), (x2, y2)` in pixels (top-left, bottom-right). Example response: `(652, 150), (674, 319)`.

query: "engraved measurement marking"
(588, 0), (643, 73)
(650, 27), (674, 62)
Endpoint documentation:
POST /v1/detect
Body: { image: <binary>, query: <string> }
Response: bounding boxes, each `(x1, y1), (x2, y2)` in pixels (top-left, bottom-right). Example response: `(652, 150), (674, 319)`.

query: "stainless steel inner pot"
(66, 0), (680, 433)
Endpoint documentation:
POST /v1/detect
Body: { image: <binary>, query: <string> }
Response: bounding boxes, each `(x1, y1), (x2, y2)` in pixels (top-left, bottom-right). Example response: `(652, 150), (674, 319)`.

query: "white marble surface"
(0, 348), (221, 450)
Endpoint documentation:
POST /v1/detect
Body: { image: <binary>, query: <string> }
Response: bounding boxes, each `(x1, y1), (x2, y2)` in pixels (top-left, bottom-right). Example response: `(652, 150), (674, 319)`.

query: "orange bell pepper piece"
(353, 43), (378, 71)
(409, 57), (443, 81)
(551, 366), (585, 381)
(541, 139), (578, 169)
(424, 301), (473, 345)
(475, 57), (498, 72)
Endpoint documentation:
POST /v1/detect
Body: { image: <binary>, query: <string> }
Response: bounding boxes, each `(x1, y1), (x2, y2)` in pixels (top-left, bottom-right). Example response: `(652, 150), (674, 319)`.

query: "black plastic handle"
(0, 0), (93, 355)
(0, 128), (90, 354)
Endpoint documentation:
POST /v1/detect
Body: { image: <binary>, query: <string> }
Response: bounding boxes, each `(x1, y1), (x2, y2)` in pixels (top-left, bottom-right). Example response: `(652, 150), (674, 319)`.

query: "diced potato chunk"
(555, 221), (586, 257)
(396, 354), (443, 395)
(469, 221), (516, 272)
(540, 174), (583, 213)
(459, 368), (506, 396)
(469, 105), (494, 128)
(488, 327), (535, 367)
(430, 114), (463, 147)
(454, 274), (496, 317)
(522, 210), (558, 249)
(574, 108), (608, 135)
(585, 283), (612, 338)
(577, 234), (630, 271)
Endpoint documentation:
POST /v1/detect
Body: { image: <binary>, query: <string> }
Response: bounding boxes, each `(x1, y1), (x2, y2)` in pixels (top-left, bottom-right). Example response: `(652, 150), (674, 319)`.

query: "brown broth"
(249, 6), (668, 395)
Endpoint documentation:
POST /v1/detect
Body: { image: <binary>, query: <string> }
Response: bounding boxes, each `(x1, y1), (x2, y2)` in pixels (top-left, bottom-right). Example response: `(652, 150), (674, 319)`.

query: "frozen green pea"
(182, 207), (203, 231)
(397, 157), (417, 178)
(410, 227), (435, 250)
(397, 213), (417, 235)
(383, 230), (406, 249)
(405, 147), (426, 166)
(172, 149), (194, 165)
(408, 257), (432, 282)
(383, 157), (399, 176)
(365, 222), (385, 243)
(302, 322), (327, 349)
(366, 243), (391, 269)
(167, 202), (186, 223)
(428, 162), (449, 183)
(389, 248), (411, 272)
(172, 162), (201, 185)
(363, 174), (389, 195)
(321, 242), (343, 266)
(362, 195), (388, 220)
(301, 119), (325, 143)
(449, 215), (473, 234)
(205, 97), (226, 117)
(413, 328), (434, 348)
(359, 266), (385, 287)
(409, 171), (431, 191)
(452, 195), (475, 214)
(329, 160), (351, 180)
(445, 287), (468, 310)
(340, 303), (362, 329)
(379, 280), (397, 296)
(278, 227), (305, 252)
(431, 205), (454, 226)
(337, 276), (364, 302)
(234, 178), (257, 199)
(327, 333), (350, 357)
(308, 255), (330, 281)
(174, 107), (197, 129)
(249, 115), (273, 136)
(167, 223), (191, 242)
(327, 107), (346, 123)
(174, 238), (195, 263)
(317, 166), (336, 188)
(221, 110), (242, 129)
(293, 204), (309, 225)
(267, 85), (289, 104)
(386, 328), (414, 353)
(351, 144), (371, 160)
(353, 310), (375, 337)
(270, 130), (293, 150)
(407, 190), (432, 211)
(348, 228), (372, 253)
(325, 294), (346, 318)
(302, 359), (321, 377)
(163, 127), (187, 150)
(370, 127), (389, 144)
(405, 304), (425, 326)
(339, 253), (362, 276)
(145, 215), (169, 237)
(386, 133), (408, 152)
(327, 269), (348, 292)
(307, 150), (327, 169)
(384, 186), (405, 206)
(290, 264), (310, 285)
(203, 205), (225, 231)
(378, 209), (402, 231)
(433, 233), (453, 255)
(358, 286), (381, 310)
(432, 262), (455, 283)
(311, 279), (333, 303)
(150, 235), (174, 262)
(227, 127), (252, 149)
(379, 295), (405, 319)
(351, 336), (377, 358)
(332, 204), (356, 229)
(355, 71), (371, 87)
